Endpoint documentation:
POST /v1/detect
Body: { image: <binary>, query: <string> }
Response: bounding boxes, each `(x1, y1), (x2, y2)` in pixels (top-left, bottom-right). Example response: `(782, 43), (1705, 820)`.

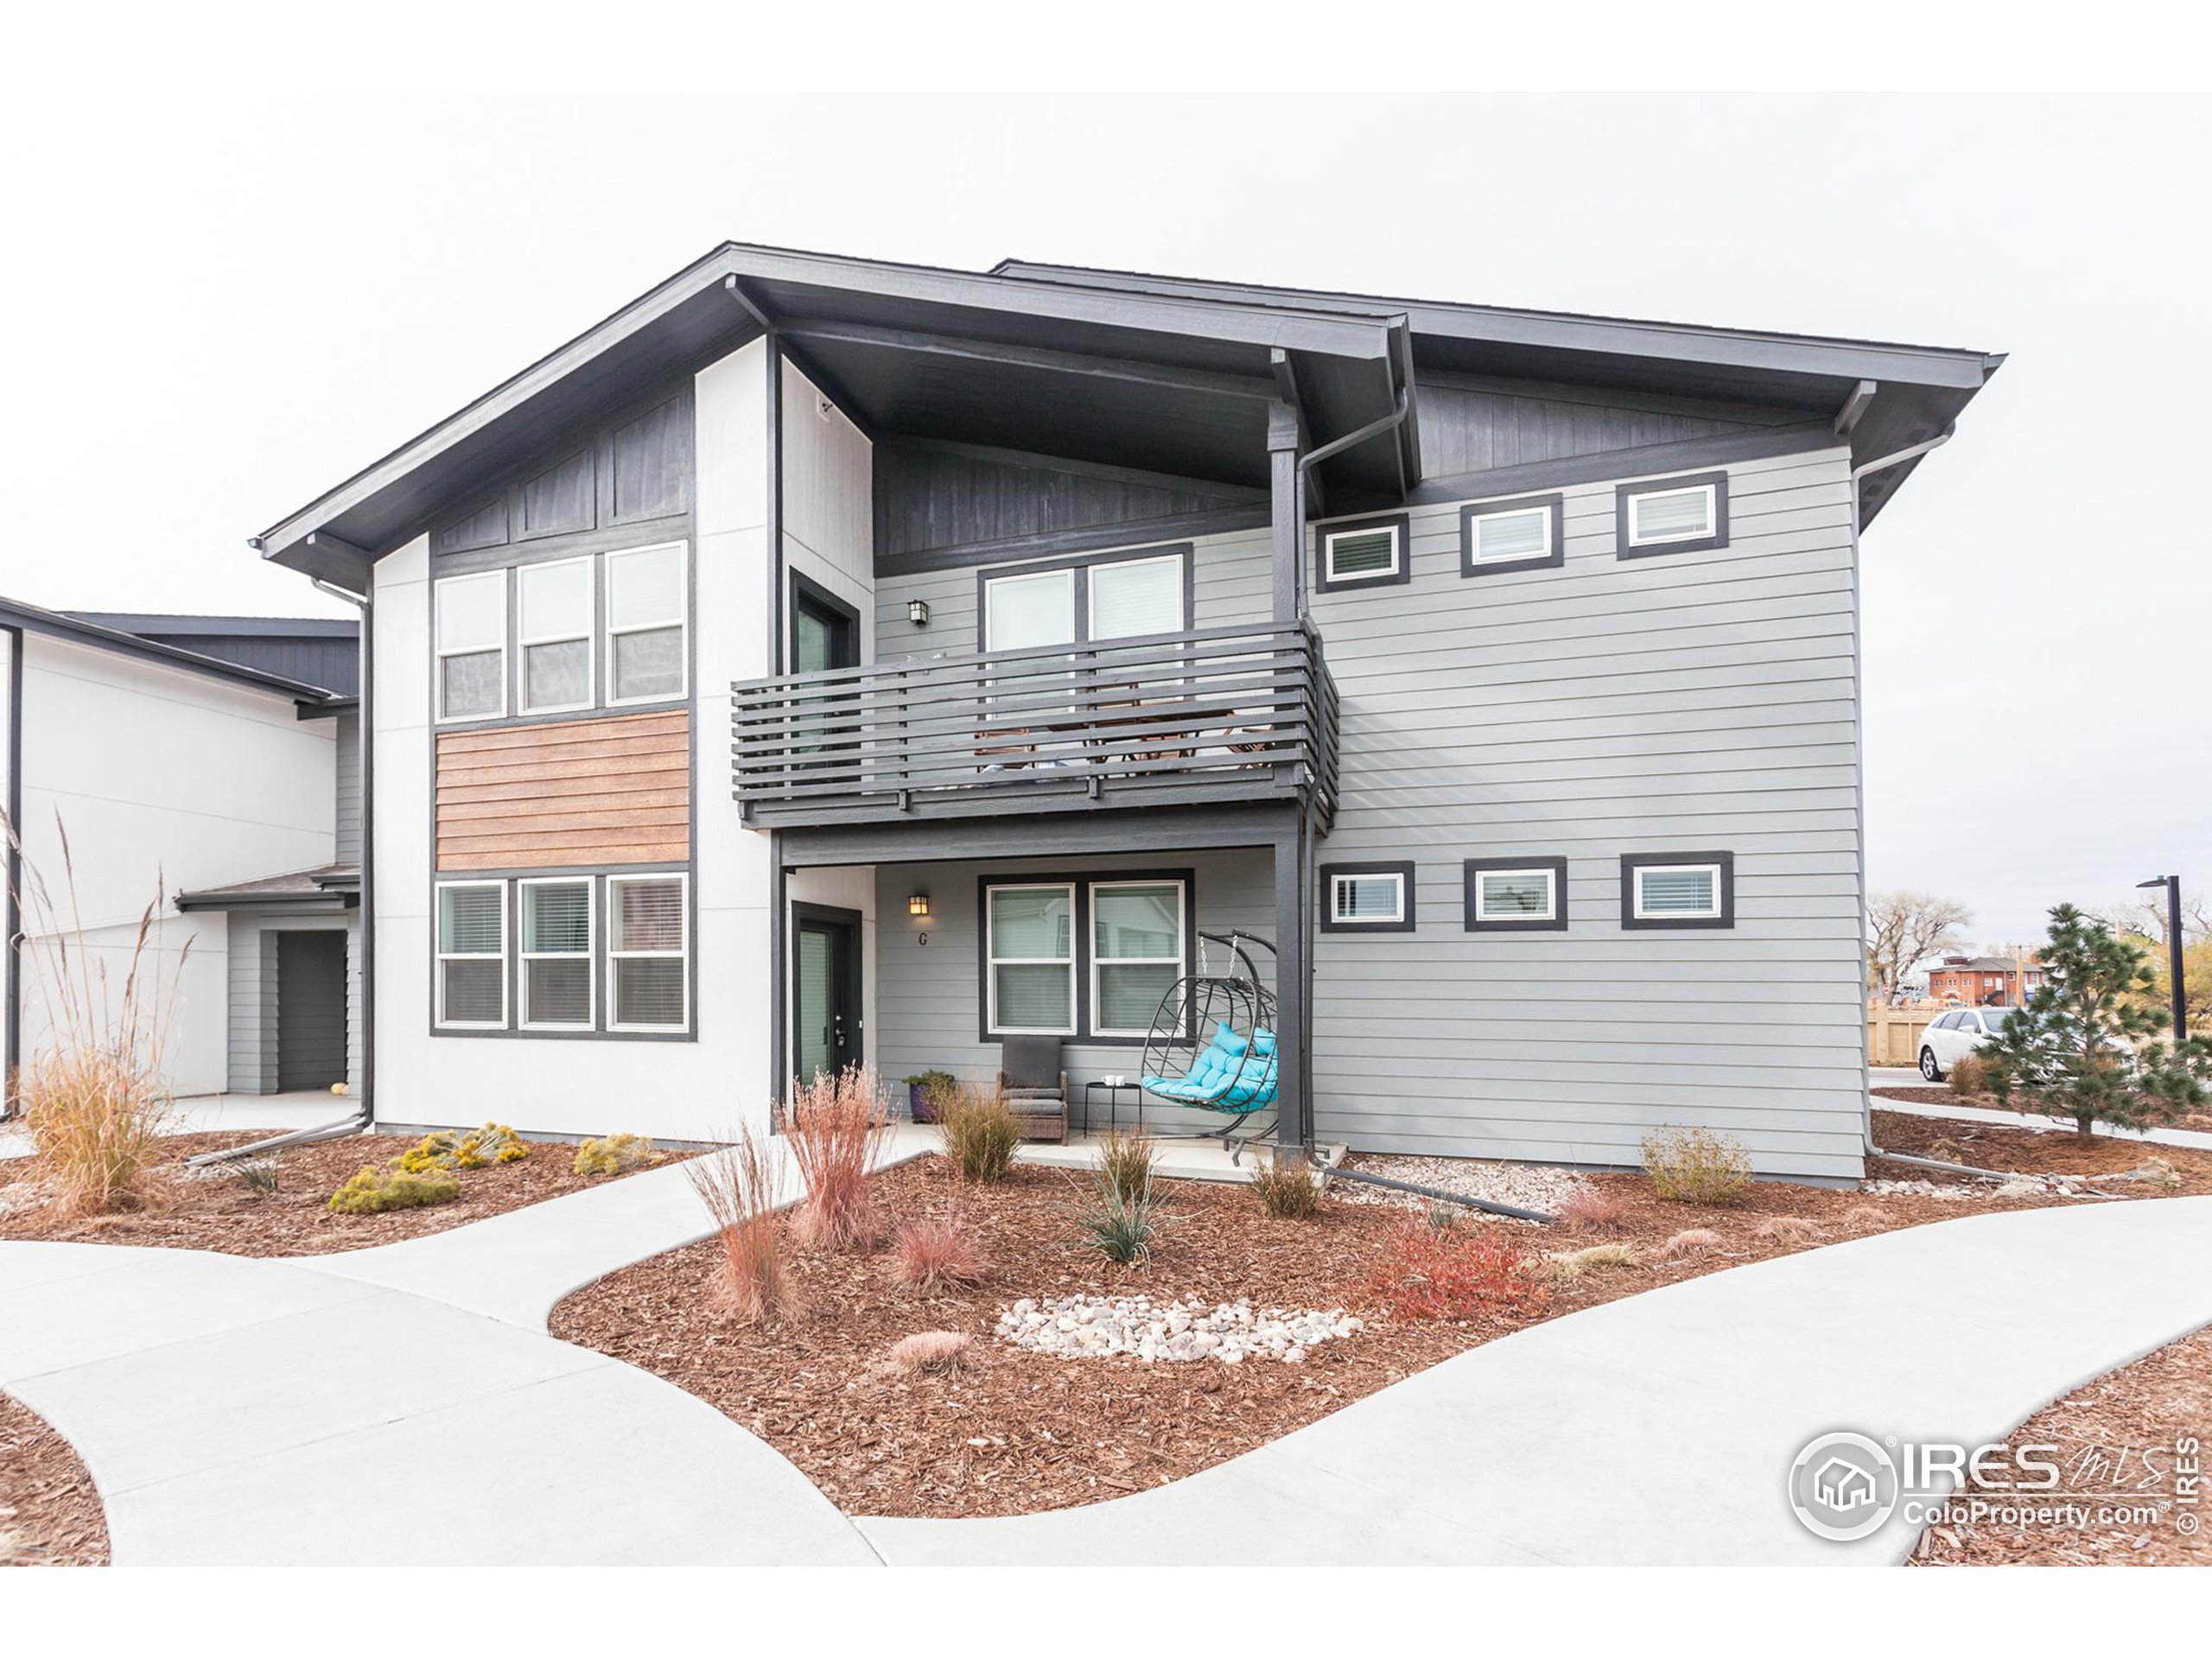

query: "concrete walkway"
(4, 1141), (2209, 1564)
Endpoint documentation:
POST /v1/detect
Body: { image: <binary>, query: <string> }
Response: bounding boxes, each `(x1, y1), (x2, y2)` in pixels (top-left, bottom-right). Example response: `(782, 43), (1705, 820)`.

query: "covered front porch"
(773, 804), (1319, 1154)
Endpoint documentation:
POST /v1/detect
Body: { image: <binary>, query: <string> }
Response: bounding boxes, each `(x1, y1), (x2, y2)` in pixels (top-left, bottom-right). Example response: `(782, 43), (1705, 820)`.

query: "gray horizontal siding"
(335, 711), (361, 866)
(225, 912), (362, 1096)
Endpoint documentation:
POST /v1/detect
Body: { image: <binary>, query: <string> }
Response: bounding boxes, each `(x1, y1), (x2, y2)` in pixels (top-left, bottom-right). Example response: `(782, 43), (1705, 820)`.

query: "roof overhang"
(0, 596), (344, 705)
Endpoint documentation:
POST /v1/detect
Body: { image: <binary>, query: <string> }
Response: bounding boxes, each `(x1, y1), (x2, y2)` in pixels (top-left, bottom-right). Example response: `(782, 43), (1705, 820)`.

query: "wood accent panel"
(436, 709), (690, 871)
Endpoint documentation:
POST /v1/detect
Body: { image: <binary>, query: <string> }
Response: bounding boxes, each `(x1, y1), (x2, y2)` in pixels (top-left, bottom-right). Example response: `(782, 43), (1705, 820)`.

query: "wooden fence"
(1866, 1006), (1940, 1066)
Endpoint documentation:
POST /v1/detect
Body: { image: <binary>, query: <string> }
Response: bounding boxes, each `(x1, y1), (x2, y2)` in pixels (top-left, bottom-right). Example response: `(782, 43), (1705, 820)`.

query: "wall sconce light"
(907, 599), (930, 626)
(908, 893), (930, 918)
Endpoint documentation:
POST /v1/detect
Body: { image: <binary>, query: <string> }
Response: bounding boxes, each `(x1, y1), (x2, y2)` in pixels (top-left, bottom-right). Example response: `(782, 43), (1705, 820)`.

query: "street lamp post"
(2137, 875), (2187, 1042)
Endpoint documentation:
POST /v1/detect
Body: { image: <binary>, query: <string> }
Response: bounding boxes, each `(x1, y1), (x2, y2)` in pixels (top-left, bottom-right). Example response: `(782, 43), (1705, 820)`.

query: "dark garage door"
(276, 931), (349, 1092)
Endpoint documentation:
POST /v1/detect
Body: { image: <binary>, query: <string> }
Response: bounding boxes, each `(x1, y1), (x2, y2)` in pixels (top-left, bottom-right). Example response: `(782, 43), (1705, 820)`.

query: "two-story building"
(249, 245), (1999, 1180)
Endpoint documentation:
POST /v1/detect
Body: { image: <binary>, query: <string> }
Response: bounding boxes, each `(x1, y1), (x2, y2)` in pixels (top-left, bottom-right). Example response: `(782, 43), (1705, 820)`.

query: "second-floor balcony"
(732, 620), (1338, 829)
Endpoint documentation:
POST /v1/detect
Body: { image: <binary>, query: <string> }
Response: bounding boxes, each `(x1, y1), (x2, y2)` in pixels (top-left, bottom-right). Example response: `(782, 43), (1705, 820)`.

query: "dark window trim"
(789, 570), (861, 669)
(973, 543), (1195, 651)
(975, 868), (1196, 1046)
(790, 900), (865, 1080)
(1618, 850), (1736, 931)
(1459, 493), (1566, 579)
(1313, 512), (1413, 593)
(1318, 860), (1416, 933)
(1463, 856), (1570, 932)
(1615, 470), (1730, 560)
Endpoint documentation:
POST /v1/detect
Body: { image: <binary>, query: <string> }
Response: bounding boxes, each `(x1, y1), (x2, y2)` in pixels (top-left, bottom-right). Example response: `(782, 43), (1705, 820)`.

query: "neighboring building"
(250, 244), (1999, 1179)
(1928, 955), (2044, 1007)
(1, 601), (359, 1106)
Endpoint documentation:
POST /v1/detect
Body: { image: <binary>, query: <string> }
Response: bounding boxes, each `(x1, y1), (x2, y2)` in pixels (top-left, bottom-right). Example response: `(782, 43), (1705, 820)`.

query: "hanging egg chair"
(1138, 931), (1279, 1161)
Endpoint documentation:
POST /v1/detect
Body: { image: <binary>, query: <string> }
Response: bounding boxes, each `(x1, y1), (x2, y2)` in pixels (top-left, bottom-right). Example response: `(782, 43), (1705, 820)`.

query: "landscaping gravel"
(996, 1294), (1362, 1363)
(1330, 1153), (1592, 1219)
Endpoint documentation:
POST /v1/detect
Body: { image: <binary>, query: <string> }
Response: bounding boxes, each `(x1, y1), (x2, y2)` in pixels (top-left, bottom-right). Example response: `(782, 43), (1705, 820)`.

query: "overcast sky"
(1, 91), (2201, 948)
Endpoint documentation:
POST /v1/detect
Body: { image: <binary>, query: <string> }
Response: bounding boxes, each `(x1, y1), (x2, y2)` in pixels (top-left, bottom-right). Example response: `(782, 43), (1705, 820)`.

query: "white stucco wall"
(9, 632), (337, 1098)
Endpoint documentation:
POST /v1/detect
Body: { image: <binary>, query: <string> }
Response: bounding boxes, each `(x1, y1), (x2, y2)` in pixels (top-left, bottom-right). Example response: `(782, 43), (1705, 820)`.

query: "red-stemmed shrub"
(783, 1065), (889, 1249)
(1363, 1221), (1550, 1321)
(686, 1124), (796, 1324)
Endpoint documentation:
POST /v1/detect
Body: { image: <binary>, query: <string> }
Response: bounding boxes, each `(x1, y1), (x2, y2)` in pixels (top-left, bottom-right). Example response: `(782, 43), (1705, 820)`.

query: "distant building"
(1928, 955), (2045, 1007)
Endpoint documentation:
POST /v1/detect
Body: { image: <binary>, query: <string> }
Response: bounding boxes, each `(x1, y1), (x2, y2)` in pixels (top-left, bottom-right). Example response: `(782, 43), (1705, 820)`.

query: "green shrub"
(1095, 1129), (1160, 1208)
(1067, 1166), (1165, 1265)
(1247, 1149), (1320, 1220)
(1639, 1124), (1753, 1206)
(902, 1070), (959, 1123)
(939, 1083), (1020, 1183)
(397, 1123), (526, 1174)
(328, 1163), (461, 1214)
(573, 1133), (657, 1177)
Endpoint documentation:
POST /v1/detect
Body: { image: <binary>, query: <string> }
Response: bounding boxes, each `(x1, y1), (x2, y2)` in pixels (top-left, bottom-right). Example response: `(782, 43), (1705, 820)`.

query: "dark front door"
(793, 906), (861, 1087)
(276, 931), (348, 1092)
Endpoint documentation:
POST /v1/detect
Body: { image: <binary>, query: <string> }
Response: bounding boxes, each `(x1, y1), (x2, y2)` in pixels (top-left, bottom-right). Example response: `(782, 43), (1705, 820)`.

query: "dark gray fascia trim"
(1312, 513), (1413, 594)
(1407, 423), (1836, 508)
(176, 891), (359, 915)
(973, 543), (1194, 649)
(0, 597), (344, 702)
(1317, 859), (1417, 933)
(1619, 850), (1736, 931)
(1459, 493), (1566, 579)
(1463, 856), (1570, 932)
(975, 868), (1197, 1046)
(876, 507), (1266, 579)
(779, 802), (1296, 869)
(65, 613), (360, 640)
(296, 696), (360, 721)
(1616, 470), (1730, 560)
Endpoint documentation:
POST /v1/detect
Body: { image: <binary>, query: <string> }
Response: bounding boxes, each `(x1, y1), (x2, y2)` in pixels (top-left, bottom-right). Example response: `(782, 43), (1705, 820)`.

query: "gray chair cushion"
(1000, 1035), (1064, 1093)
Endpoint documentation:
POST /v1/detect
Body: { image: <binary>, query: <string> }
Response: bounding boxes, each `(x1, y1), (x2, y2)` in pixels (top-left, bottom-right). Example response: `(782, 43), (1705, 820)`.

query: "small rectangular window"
(1320, 861), (1415, 932)
(1087, 555), (1184, 641)
(1465, 857), (1568, 931)
(518, 558), (594, 714)
(984, 567), (1077, 651)
(1617, 472), (1729, 558)
(986, 881), (1077, 1034)
(434, 571), (506, 721)
(1621, 852), (1734, 929)
(519, 877), (594, 1029)
(435, 880), (507, 1027)
(1316, 515), (1411, 592)
(607, 874), (688, 1030)
(606, 543), (688, 704)
(1090, 880), (1185, 1036)
(1460, 494), (1566, 579)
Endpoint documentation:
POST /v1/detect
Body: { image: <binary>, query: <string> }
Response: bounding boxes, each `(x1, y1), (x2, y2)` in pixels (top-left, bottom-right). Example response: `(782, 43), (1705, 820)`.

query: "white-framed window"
(1324, 865), (1411, 930)
(1319, 519), (1404, 587)
(434, 570), (507, 721)
(1475, 867), (1558, 923)
(607, 873), (689, 1031)
(1086, 555), (1185, 641)
(1090, 880), (1185, 1037)
(1625, 483), (1719, 547)
(1630, 862), (1725, 920)
(518, 876), (594, 1029)
(983, 567), (1077, 651)
(435, 880), (507, 1028)
(1466, 505), (1553, 564)
(985, 881), (1076, 1034)
(517, 557), (594, 714)
(605, 542), (688, 704)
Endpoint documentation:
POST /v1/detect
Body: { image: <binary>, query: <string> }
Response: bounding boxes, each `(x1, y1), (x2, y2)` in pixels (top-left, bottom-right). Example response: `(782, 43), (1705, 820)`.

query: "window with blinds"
(1331, 871), (1406, 925)
(435, 881), (506, 1027)
(1476, 868), (1556, 921)
(1321, 524), (1402, 585)
(1624, 480), (1721, 548)
(609, 874), (688, 1029)
(1633, 865), (1719, 918)
(987, 882), (1076, 1034)
(1468, 506), (1550, 564)
(520, 878), (593, 1027)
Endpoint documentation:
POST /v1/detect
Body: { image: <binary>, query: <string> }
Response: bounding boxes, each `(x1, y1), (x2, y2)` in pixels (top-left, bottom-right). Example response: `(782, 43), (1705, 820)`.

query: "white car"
(1917, 1007), (2019, 1080)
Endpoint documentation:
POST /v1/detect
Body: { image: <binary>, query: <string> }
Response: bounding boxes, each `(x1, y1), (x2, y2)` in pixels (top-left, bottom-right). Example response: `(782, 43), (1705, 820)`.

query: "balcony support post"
(1268, 399), (1305, 624)
(1273, 815), (1312, 1158)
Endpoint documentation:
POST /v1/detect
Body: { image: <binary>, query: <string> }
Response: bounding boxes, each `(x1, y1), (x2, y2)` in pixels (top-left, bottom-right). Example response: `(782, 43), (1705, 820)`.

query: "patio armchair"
(996, 1035), (1069, 1144)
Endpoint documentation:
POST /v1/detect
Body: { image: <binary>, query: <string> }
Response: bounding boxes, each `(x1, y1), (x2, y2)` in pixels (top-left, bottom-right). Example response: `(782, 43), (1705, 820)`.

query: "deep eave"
(0, 595), (346, 704)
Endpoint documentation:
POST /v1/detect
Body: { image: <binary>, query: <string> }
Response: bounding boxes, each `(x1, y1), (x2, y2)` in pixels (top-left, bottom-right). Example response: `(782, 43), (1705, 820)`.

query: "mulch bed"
(552, 1117), (2211, 1521)
(1914, 1322), (2212, 1567)
(0, 1392), (108, 1567)
(1872, 1092), (2212, 1185)
(0, 1130), (697, 1257)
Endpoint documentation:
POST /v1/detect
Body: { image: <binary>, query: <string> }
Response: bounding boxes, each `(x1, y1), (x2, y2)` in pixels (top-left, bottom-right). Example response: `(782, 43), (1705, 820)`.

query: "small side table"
(1083, 1079), (1143, 1138)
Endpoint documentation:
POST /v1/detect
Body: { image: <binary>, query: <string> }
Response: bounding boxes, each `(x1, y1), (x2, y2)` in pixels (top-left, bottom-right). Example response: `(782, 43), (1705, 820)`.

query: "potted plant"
(903, 1070), (957, 1123)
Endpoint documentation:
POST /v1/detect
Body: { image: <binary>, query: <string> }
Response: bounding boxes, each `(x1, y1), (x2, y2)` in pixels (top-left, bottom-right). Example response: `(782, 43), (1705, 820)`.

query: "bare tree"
(2088, 888), (2211, 946)
(1866, 890), (1973, 1005)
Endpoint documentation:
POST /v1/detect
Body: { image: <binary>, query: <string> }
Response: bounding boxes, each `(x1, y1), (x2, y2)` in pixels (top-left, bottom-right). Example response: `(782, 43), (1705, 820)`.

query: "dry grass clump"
(2131, 1156), (2183, 1191)
(893, 1208), (989, 1291)
(889, 1331), (970, 1375)
(1658, 1226), (1725, 1261)
(1945, 1051), (1993, 1095)
(1095, 1129), (1160, 1208)
(1640, 1124), (1754, 1205)
(1554, 1185), (1629, 1234)
(1247, 1147), (1321, 1220)
(688, 1124), (797, 1324)
(9, 822), (181, 1220)
(1752, 1216), (1826, 1246)
(939, 1083), (1020, 1184)
(1837, 1203), (1887, 1227)
(783, 1066), (888, 1249)
(1542, 1241), (1643, 1281)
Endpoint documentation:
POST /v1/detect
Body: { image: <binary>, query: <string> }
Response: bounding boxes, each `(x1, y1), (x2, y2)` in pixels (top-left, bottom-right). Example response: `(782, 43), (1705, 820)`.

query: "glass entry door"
(793, 905), (861, 1086)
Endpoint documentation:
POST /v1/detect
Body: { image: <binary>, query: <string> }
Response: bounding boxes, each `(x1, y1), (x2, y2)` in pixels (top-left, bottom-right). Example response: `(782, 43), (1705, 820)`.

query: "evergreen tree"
(1984, 905), (2212, 1139)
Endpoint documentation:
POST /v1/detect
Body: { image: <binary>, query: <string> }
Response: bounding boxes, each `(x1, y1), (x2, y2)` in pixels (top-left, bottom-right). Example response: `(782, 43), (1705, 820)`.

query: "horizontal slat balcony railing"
(732, 620), (1335, 826)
